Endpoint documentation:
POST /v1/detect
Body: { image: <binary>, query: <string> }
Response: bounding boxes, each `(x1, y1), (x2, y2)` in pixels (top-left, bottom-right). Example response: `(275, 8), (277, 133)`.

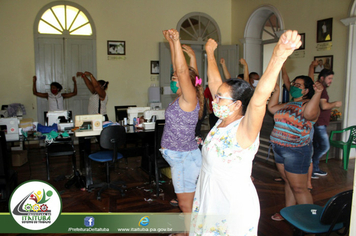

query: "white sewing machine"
(0, 117), (19, 141)
(143, 109), (165, 121)
(74, 114), (104, 137)
(127, 107), (150, 125)
(47, 110), (74, 131)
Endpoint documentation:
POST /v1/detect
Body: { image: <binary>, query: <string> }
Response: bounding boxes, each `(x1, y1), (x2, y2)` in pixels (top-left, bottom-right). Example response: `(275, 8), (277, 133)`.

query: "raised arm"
(220, 58), (231, 80)
(168, 29), (197, 106)
(32, 76), (48, 98)
(205, 39), (223, 98)
(281, 62), (291, 91)
(308, 60), (318, 79)
(303, 82), (323, 121)
(267, 83), (286, 114)
(163, 30), (176, 74)
(238, 30), (302, 148)
(239, 58), (250, 83)
(84, 72), (106, 99)
(62, 76), (77, 98)
(182, 45), (198, 75)
(77, 72), (95, 94)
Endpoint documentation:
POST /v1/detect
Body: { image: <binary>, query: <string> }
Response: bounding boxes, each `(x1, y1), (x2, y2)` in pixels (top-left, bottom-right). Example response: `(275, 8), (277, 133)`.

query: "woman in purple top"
(160, 29), (204, 225)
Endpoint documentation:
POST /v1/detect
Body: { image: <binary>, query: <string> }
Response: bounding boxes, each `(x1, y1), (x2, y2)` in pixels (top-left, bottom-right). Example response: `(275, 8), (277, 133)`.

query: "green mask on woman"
(290, 86), (304, 98)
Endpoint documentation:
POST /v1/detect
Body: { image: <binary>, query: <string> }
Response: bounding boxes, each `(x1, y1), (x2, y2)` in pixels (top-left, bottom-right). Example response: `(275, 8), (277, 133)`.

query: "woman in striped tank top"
(268, 76), (324, 221)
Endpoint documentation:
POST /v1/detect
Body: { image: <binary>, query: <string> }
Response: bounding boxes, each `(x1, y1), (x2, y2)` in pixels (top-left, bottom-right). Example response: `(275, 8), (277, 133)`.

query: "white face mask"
(252, 80), (259, 87)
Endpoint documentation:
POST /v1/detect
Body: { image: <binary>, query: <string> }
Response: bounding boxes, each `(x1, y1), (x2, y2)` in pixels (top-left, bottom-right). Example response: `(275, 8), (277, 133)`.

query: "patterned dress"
(190, 117), (260, 236)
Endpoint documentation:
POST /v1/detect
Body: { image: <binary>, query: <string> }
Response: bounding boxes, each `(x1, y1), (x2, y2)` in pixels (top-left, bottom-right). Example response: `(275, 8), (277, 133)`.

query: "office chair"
(280, 189), (353, 236)
(148, 119), (170, 197)
(114, 105), (136, 122)
(88, 125), (126, 200)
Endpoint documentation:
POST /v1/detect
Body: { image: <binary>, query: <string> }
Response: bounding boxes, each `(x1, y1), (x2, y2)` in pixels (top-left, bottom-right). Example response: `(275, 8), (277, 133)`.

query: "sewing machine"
(74, 114), (104, 137)
(127, 107), (150, 125)
(143, 109), (165, 121)
(46, 110), (74, 131)
(0, 117), (19, 141)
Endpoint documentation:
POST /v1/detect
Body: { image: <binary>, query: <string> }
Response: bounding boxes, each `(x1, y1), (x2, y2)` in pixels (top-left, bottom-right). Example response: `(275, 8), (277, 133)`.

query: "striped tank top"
(270, 101), (314, 147)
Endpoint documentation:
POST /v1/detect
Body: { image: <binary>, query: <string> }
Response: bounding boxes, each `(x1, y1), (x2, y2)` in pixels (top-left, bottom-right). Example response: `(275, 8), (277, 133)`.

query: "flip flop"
(170, 198), (178, 207)
(271, 213), (284, 221)
(274, 177), (284, 182)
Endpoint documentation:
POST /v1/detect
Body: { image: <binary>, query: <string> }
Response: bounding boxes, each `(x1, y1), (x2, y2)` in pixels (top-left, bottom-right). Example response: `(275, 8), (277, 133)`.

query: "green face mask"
(290, 86), (304, 98)
(170, 81), (179, 94)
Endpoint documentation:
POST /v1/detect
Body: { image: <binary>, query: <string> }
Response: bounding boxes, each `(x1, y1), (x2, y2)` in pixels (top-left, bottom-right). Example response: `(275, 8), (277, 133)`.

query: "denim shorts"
(160, 148), (202, 193)
(272, 143), (312, 174)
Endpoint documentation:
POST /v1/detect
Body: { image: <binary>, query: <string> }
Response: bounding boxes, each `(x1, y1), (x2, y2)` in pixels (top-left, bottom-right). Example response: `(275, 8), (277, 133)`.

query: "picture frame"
(296, 33), (305, 50)
(107, 41), (125, 55)
(151, 61), (159, 74)
(317, 18), (333, 43)
(313, 55), (333, 73)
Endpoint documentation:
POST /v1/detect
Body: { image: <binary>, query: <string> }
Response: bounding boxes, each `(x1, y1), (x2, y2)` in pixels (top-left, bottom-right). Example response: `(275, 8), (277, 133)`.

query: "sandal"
(170, 198), (179, 207)
(271, 213), (284, 221)
(274, 177), (284, 182)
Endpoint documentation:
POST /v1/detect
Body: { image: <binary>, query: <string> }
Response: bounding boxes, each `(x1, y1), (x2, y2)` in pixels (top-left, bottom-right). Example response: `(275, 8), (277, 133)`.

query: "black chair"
(280, 189), (353, 236)
(114, 105), (136, 122)
(148, 119), (170, 197)
(45, 137), (77, 182)
(88, 125), (126, 200)
(0, 131), (17, 204)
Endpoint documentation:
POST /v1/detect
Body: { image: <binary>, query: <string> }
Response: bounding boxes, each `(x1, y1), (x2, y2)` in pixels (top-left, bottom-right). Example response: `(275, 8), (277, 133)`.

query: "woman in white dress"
(190, 30), (302, 236)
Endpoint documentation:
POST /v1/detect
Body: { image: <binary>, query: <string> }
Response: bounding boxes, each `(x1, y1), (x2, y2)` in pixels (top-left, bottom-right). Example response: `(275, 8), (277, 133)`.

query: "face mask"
(51, 89), (58, 95)
(212, 100), (237, 119)
(290, 86), (304, 98)
(170, 81), (179, 94)
(252, 80), (259, 87)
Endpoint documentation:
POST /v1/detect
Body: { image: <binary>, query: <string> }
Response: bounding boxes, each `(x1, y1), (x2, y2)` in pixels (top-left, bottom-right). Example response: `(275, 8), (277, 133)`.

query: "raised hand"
(205, 38), (218, 54)
(168, 28), (179, 41)
(76, 72), (83, 77)
(84, 71), (92, 76)
(273, 30), (301, 60)
(239, 58), (247, 66)
(162, 30), (172, 42)
(182, 45), (195, 58)
(220, 58), (226, 65)
(313, 81), (324, 94)
(72, 76), (76, 82)
(311, 60), (319, 67)
(33, 76), (37, 82)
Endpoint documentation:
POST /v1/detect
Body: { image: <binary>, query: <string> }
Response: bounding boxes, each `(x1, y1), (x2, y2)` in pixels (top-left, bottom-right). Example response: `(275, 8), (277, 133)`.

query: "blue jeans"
(160, 148), (202, 193)
(312, 125), (330, 172)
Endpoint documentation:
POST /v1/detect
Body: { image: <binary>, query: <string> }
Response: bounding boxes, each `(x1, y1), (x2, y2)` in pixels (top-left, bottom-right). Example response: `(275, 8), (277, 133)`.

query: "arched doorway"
(34, 1), (96, 124)
(241, 5), (284, 76)
(159, 12), (235, 109)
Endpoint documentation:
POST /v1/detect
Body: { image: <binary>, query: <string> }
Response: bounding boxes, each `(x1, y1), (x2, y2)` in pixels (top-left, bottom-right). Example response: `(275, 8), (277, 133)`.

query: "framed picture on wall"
(317, 18), (333, 43)
(296, 33), (305, 50)
(107, 41), (125, 55)
(151, 61), (159, 74)
(313, 55), (333, 73)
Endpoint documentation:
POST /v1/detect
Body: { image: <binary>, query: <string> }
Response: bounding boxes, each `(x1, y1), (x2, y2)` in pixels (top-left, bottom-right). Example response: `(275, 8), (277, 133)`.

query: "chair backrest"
(349, 126), (356, 145)
(115, 105), (136, 122)
(154, 120), (165, 151)
(320, 189), (353, 226)
(100, 125), (126, 150)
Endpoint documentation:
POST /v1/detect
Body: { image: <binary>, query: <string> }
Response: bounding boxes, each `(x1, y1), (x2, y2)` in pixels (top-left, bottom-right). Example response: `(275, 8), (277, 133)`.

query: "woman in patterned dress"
(190, 30), (302, 235)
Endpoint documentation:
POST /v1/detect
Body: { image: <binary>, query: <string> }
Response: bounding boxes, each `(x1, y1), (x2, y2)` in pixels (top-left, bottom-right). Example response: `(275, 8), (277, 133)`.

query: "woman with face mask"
(160, 29), (204, 235)
(33, 75), (77, 111)
(268, 76), (324, 222)
(190, 31), (302, 235)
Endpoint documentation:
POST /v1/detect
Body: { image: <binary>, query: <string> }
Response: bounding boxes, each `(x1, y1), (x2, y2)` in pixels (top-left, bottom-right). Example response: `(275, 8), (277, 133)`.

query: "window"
(38, 5), (92, 35)
(262, 13), (281, 41)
